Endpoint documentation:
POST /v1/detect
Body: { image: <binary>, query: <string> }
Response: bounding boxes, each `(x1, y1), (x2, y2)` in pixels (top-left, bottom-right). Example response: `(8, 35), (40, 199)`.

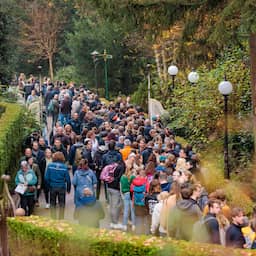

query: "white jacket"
(151, 201), (167, 235)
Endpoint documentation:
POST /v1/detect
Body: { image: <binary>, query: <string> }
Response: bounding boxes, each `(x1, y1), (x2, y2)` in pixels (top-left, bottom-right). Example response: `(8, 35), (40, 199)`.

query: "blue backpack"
(133, 183), (146, 206)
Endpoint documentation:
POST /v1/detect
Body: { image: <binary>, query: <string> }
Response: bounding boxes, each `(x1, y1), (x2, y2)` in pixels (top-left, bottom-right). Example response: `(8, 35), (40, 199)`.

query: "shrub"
(200, 139), (254, 214)
(8, 216), (249, 256)
(0, 102), (39, 192)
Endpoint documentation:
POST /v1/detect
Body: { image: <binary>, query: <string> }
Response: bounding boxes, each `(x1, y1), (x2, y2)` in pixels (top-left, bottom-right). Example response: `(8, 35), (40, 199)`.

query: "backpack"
(192, 215), (216, 243)
(104, 152), (120, 166)
(133, 183), (146, 206)
(74, 145), (85, 166)
(47, 99), (54, 112)
(100, 163), (118, 183)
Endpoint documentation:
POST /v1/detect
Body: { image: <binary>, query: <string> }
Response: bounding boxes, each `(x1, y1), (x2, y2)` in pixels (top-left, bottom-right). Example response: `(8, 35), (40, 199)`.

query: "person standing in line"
(44, 152), (71, 220)
(226, 207), (246, 248)
(204, 199), (222, 244)
(39, 148), (53, 208)
(120, 166), (136, 231)
(15, 161), (37, 216)
(72, 159), (97, 208)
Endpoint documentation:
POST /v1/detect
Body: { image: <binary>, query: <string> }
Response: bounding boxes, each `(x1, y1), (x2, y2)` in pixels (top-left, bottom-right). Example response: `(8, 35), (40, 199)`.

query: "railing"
(0, 175), (15, 256)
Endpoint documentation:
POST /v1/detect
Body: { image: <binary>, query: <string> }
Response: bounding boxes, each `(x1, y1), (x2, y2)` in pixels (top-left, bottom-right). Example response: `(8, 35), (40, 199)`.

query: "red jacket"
(130, 176), (150, 193)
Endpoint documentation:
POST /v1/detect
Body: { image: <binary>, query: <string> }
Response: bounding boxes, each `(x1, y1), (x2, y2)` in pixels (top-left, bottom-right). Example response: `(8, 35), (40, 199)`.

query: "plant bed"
(8, 216), (250, 256)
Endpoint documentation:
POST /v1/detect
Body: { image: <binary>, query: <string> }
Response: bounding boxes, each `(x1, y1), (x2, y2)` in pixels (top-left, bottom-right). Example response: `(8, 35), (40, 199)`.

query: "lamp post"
(146, 64), (153, 125)
(90, 49), (112, 100)
(168, 65), (179, 90)
(90, 51), (99, 95)
(37, 65), (42, 125)
(188, 70), (199, 105)
(102, 49), (112, 100)
(188, 70), (199, 85)
(218, 79), (233, 179)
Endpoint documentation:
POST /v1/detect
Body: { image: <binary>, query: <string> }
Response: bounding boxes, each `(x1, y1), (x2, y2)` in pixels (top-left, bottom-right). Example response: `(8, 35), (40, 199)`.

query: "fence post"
(0, 175), (15, 256)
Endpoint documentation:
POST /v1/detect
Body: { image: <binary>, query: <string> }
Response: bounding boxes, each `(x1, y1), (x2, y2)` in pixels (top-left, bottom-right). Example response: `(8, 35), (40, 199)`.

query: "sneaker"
(110, 223), (115, 229)
(131, 225), (136, 231)
(45, 203), (50, 209)
(110, 223), (123, 230)
(122, 225), (127, 231)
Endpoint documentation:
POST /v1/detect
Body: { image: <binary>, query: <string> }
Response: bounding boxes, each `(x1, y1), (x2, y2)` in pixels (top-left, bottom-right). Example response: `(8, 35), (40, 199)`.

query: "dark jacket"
(69, 142), (84, 166)
(102, 150), (122, 167)
(107, 161), (125, 190)
(205, 213), (221, 244)
(169, 198), (202, 241)
(68, 118), (81, 135)
(51, 145), (68, 161)
(44, 161), (71, 192)
(141, 147), (153, 165)
(60, 98), (72, 114)
(226, 223), (245, 248)
(82, 148), (94, 170)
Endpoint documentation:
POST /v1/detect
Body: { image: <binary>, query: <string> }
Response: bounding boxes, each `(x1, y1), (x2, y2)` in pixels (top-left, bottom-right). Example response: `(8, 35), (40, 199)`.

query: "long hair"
(149, 179), (161, 195)
(169, 181), (181, 200)
(78, 159), (88, 170)
(52, 152), (65, 162)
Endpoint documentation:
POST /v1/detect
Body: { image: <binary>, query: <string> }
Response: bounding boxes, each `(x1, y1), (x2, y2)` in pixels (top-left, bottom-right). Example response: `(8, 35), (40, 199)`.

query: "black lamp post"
(188, 70), (199, 105)
(90, 51), (99, 95)
(218, 79), (233, 179)
(168, 65), (178, 90)
(90, 50), (112, 100)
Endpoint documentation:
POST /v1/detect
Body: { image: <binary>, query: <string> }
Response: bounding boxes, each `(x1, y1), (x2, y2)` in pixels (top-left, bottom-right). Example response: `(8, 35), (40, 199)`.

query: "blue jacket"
(72, 169), (97, 208)
(15, 169), (37, 196)
(45, 161), (71, 192)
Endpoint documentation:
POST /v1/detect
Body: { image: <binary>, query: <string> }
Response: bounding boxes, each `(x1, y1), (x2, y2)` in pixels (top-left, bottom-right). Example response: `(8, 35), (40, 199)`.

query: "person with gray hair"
(120, 139), (132, 161)
(15, 160), (38, 216)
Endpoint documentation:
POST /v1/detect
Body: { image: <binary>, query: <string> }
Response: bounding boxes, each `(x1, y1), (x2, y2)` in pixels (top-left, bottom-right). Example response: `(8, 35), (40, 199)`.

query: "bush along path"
(8, 216), (251, 256)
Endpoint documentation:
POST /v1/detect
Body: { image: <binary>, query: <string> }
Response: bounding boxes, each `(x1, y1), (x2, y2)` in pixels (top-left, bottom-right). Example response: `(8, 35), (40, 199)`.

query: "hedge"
(0, 102), (38, 192)
(8, 216), (251, 256)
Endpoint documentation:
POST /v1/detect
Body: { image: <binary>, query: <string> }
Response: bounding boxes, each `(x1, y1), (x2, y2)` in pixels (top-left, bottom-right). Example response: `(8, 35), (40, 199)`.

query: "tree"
(0, 0), (20, 84)
(20, 0), (65, 80)
(209, 0), (256, 153)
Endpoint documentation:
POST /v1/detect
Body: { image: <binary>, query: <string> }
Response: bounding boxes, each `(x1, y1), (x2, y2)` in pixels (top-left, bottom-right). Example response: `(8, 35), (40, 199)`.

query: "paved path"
(34, 176), (111, 229)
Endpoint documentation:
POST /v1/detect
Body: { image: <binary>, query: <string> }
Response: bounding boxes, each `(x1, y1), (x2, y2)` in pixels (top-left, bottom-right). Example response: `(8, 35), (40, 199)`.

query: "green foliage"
(229, 131), (254, 171)
(65, 16), (148, 96)
(8, 216), (247, 256)
(0, 102), (39, 192)
(0, 0), (21, 83)
(131, 80), (148, 111)
(55, 65), (79, 84)
(152, 46), (251, 151)
(200, 139), (254, 215)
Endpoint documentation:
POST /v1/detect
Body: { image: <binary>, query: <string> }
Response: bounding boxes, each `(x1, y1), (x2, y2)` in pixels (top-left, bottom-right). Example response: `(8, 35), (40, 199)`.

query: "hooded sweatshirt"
(169, 198), (202, 241)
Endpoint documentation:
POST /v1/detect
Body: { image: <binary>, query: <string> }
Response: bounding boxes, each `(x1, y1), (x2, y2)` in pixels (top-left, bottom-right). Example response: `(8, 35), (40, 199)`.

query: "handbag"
(15, 184), (27, 194)
(28, 186), (36, 192)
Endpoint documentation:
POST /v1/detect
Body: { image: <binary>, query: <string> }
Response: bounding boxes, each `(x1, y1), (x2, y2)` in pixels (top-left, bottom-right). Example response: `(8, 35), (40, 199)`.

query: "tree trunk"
(48, 54), (54, 81)
(249, 33), (256, 153)
(153, 47), (163, 82)
(162, 49), (167, 82)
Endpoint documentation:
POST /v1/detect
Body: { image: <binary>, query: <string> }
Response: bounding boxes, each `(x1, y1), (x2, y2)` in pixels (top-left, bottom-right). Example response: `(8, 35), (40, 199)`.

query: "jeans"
(108, 188), (122, 224)
(43, 187), (50, 204)
(122, 192), (135, 226)
(50, 187), (66, 219)
(20, 195), (35, 216)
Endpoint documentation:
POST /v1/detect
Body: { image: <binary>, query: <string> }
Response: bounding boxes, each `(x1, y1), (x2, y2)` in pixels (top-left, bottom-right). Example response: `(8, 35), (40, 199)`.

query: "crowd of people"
(13, 74), (256, 249)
